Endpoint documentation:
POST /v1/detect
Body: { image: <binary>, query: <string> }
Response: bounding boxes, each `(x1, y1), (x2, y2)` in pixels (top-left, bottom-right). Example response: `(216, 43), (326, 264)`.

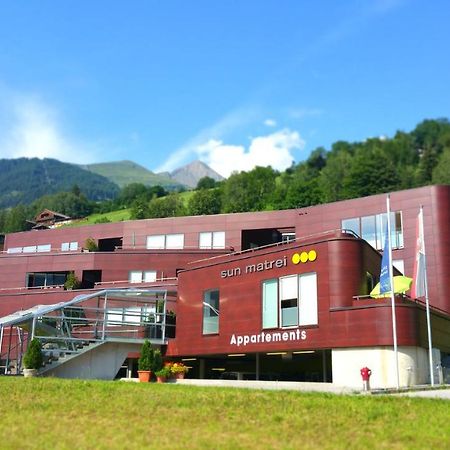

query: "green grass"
(64, 209), (132, 227)
(0, 378), (449, 449)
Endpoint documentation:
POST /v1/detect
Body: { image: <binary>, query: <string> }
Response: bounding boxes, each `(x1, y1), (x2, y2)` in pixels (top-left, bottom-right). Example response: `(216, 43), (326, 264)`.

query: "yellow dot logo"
(300, 252), (309, 263)
(291, 249), (317, 264)
(292, 253), (301, 264)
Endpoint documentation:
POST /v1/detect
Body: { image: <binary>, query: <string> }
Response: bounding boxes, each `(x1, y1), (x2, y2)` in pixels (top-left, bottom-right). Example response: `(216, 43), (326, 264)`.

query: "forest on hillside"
(1, 118), (449, 234)
(0, 158), (119, 209)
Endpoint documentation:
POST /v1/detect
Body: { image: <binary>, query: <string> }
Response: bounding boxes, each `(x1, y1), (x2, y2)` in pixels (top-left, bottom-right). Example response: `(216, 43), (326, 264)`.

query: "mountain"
(170, 160), (224, 188)
(0, 158), (119, 209)
(81, 160), (184, 190)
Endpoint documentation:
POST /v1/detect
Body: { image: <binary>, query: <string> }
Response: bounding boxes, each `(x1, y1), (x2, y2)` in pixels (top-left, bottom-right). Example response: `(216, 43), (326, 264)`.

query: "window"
(27, 272), (69, 288)
(342, 218), (360, 236)
(147, 235), (165, 249)
(393, 259), (404, 275)
(61, 242), (78, 251)
(262, 280), (278, 328)
(165, 234), (184, 249)
(199, 231), (225, 249)
(143, 271), (157, 282)
(203, 289), (219, 334)
(342, 211), (404, 250)
(23, 246), (37, 253)
(262, 273), (318, 329)
(107, 307), (146, 326)
(37, 244), (51, 252)
(146, 234), (184, 249)
(128, 270), (157, 283)
(7, 247), (22, 254)
(280, 276), (298, 327)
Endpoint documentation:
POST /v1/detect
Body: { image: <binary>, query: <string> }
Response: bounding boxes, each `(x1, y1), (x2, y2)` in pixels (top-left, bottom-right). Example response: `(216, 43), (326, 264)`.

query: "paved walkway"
(391, 388), (450, 400)
(122, 378), (450, 399)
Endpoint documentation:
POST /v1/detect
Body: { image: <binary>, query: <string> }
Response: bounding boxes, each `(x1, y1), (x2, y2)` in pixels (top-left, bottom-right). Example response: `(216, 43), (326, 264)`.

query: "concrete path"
(122, 378), (450, 399)
(391, 388), (450, 400)
(168, 379), (357, 394)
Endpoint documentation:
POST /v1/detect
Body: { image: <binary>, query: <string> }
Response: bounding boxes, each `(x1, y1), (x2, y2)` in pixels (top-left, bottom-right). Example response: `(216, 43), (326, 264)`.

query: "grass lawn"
(65, 209), (132, 227)
(0, 378), (449, 449)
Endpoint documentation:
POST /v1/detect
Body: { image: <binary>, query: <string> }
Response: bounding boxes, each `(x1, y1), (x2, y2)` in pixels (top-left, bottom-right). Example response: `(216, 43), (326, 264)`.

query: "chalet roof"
(35, 209), (71, 222)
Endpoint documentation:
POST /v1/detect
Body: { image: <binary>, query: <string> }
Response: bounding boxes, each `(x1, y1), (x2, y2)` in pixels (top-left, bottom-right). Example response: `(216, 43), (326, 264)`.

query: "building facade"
(1, 185), (449, 388)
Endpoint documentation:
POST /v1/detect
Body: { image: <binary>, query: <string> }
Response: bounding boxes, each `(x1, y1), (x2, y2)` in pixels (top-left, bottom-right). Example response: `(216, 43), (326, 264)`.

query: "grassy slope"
(0, 378), (448, 449)
(65, 190), (195, 227)
(82, 160), (181, 189)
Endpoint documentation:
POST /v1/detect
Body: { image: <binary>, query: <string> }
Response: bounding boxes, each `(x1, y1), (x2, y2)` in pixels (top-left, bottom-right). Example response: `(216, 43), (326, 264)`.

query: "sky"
(0, 1), (449, 178)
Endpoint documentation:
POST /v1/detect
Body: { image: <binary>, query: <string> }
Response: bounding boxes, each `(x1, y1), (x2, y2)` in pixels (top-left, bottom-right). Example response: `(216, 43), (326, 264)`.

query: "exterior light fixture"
(212, 368), (226, 371)
(227, 353), (246, 357)
(266, 352), (288, 356)
(181, 358), (197, 361)
(292, 351), (315, 354)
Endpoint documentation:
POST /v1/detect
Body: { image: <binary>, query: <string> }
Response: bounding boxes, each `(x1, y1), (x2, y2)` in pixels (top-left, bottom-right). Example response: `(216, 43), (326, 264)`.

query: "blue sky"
(0, 0), (449, 177)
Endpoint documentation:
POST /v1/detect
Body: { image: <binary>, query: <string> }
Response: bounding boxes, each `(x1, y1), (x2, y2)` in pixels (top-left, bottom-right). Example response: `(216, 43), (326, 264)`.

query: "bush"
(64, 272), (81, 290)
(23, 338), (43, 370)
(138, 340), (154, 371)
(152, 348), (163, 373)
(84, 237), (98, 252)
(155, 366), (171, 379)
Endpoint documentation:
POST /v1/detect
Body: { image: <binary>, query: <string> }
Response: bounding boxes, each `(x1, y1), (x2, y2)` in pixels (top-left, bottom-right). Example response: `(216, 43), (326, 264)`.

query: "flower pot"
(175, 372), (185, 380)
(138, 370), (151, 382)
(23, 368), (39, 378)
(156, 376), (166, 383)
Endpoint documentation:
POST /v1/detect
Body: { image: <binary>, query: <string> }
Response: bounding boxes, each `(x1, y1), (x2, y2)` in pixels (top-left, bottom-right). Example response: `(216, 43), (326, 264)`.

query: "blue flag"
(380, 221), (391, 294)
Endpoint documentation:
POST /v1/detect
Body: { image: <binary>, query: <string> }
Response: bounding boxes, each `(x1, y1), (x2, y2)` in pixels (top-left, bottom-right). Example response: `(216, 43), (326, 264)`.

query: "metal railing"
(0, 288), (176, 375)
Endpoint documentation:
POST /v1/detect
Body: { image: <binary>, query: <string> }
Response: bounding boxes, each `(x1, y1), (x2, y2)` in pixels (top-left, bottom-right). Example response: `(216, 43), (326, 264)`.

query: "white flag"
(411, 209), (426, 298)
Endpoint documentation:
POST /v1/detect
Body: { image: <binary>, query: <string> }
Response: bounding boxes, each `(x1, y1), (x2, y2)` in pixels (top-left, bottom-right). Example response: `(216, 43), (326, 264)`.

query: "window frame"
(202, 288), (220, 335)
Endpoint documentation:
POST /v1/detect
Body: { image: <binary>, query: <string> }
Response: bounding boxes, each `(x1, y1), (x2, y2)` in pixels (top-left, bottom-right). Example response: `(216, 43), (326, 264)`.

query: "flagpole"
(420, 206), (434, 386)
(387, 195), (400, 389)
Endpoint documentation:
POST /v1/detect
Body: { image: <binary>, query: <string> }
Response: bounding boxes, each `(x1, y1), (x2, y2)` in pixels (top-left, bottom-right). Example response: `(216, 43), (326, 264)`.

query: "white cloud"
(264, 118), (277, 127)
(0, 94), (94, 164)
(196, 128), (304, 178)
(155, 106), (259, 173)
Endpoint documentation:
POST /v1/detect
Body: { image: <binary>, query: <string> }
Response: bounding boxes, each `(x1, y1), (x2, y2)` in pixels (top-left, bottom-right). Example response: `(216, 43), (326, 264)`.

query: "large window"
(61, 242), (78, 252)
(146, 234), (184, 249)
(27, 271), (69, 288)
(203, 289), (219, 334)
(262, 273), (318, 329)
(342, 211), (403, 250)
(199, 231), (225, 249)
(128, 270), (157, 283)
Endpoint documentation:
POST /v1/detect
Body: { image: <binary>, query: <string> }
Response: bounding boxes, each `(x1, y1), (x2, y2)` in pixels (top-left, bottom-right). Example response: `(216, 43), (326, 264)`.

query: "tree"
(118, 183), (150, 207)
(4, 204), (29, 233)
(222, 166), (277, 213)
(188, 189), (222, 215)
(341, 148), (400, 199)
(319, 150), (353, 203)
(146, 193), (186, 218)
(130, 195), (149, 220)
(432, 147), (450, 184)
(196, 176), (217, 190)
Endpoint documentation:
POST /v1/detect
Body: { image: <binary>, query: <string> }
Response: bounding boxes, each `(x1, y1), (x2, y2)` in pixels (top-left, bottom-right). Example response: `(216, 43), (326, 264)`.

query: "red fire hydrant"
(360, 367), (372, 392)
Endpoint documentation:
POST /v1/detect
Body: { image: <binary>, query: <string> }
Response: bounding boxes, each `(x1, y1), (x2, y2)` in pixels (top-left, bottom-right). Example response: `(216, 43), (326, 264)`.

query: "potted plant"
(152, 348), (163, 374)
(84, 237), (98, 252)
(22, 338), (43, 377)
(155, 366), (171, 383)
(171, 362), (189, 380)
(64, 272), (81, 290)
(138, 340), (154, 382)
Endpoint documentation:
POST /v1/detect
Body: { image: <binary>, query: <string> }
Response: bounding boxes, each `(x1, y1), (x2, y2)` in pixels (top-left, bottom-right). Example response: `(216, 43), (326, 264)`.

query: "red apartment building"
(0, 185), (449, 388)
